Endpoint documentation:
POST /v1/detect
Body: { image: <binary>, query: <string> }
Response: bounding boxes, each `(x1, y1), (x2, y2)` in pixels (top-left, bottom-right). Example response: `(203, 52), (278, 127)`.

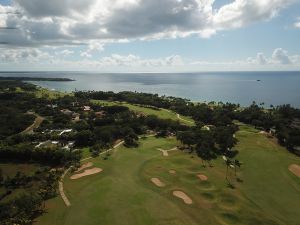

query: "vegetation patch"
(201, 192), (216, 202)
(218, 212), (240, 225)
(218, 193), (239, 210)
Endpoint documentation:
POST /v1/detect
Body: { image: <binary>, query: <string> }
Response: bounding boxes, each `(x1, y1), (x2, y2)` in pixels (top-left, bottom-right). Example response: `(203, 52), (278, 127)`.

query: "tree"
(193, 129), (217, 166)
(234, 159), (242, 179)
(75, 130), (94, 146)
(214, 126), (237, 154)
(124, 134), (138, 148)
(177, 131), (196, 151)
(0, 168), (3, 185)
(225, 158), (232, 181)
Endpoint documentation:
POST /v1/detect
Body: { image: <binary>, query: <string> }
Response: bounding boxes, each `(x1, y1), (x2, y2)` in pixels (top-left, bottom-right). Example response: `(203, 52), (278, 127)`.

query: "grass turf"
(91, 99), (195, 126)
(36, 125), (300, 225)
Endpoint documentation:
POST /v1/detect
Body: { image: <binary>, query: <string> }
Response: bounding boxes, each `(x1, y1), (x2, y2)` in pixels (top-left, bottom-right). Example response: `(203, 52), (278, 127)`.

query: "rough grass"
(0, 163), (39, 177)
(91, 99), (195, 126)
(35, 87), (73, 99)
(36, 125), (300, 225)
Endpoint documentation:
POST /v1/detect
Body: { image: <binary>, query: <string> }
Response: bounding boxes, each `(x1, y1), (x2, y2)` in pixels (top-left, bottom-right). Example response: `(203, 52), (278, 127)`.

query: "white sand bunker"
(157, 147), (178, 156)
(197, 174), (208, 181)
(70, 168), (103, 180)
(76, 162), (93, 172)
(173, 191), (193, 205)
(289, 164), (300, 178)
(169, 170), (176, 174)
(151, 178), (165, 187)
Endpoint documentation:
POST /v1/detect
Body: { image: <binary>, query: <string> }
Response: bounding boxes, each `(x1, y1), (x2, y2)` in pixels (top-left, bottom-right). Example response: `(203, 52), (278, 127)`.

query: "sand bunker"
(76, 162), (93, 172)
(70, 168), (103, 180)
(259, 131), (268, 134)
(289, 164), (300, 178)
(157, 148), (169, 156)
(169, 170), (176, 174)
(197, 174), (208, 181)
(173, 191), (193, 204)
(157, 147), (178, 156)
(151, 178), (165, 187)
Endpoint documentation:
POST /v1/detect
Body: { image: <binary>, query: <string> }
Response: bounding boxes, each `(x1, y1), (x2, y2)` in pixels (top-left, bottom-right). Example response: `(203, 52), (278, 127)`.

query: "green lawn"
(36, 125), (300, 225)
(81, 147), (91, 159)
(91, 99), (195, 126)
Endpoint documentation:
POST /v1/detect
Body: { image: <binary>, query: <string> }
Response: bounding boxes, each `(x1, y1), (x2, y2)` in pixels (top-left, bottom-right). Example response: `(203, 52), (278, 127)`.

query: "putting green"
(37, 125), (300, 225)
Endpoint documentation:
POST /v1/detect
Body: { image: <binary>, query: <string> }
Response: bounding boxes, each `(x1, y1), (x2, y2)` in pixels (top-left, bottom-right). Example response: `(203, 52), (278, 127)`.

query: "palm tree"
(225, 159), (232, 181)
(234, 159), (242, 178)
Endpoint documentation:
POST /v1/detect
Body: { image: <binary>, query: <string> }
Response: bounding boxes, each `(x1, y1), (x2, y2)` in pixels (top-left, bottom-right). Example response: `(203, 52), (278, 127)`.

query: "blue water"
(1, 71), (300, 108)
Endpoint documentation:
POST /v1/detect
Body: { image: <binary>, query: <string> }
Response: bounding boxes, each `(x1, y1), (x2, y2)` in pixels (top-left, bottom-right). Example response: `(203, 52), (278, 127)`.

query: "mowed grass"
(236, 124), (300, 225)
(91, 99), (195, 126)
(36, 126), (300, 225)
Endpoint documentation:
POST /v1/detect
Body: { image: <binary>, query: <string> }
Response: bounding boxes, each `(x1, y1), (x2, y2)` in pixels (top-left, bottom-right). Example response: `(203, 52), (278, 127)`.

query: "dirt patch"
(169, 170), (176, 174)
(173, 190), (193, 204)
(76, 162), (93, 172)
(70, 168), (103, 180)
(197, 174), (208, 181)
(289, 164), (300, 177)
(151, 178), (165, 187)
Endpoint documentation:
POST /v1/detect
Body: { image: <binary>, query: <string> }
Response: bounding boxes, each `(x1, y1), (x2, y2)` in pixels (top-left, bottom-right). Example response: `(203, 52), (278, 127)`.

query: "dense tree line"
(177, 124), (238, 165)
(0, 144), (81, 166)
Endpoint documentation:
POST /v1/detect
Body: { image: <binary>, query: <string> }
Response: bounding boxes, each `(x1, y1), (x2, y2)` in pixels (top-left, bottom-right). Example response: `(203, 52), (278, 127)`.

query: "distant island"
(0, 77), (75, 82)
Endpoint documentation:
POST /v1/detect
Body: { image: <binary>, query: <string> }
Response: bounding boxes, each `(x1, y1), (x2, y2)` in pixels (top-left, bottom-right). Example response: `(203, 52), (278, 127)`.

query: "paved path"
(176, 113), (194, 125)
(21, 112), (44, 134)
(59, 168), (72, 207)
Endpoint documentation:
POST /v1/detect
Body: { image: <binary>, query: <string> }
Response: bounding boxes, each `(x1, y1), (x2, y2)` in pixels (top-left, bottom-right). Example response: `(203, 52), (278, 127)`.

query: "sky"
(0, 0), (300, 72)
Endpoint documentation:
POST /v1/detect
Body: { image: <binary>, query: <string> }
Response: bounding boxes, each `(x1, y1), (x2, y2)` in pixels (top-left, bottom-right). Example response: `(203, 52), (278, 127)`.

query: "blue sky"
(0, 0), (300, 71)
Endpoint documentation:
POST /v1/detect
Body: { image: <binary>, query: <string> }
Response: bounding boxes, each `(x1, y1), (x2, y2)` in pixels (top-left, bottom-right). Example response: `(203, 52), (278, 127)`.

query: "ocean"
(1, 71), (300, 108)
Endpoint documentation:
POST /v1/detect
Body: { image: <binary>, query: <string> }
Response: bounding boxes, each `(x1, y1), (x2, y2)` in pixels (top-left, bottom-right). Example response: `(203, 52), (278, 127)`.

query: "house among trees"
(72, 113), (81, 122)
(47, 104), (58, 108)
(83, 106), (91, 111)
(60, 109), (73, 116)
(269, 127), (276, 135)
(95, 111), (106, 118)
(136, 112), (146, 117)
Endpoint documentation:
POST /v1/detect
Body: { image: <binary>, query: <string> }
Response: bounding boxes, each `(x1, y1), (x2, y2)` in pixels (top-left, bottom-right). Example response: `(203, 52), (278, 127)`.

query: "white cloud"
(190, 48), (300, 68)
(294, 17), (300, 28)
(55, 49), (74, 57)
(94, 54), (184, 67)
(213, 0), (294, 30)
(0, 0), (295, 48)
(1, 47), (300, 71)
(271, 48), (292, 64)
(0, 48), (51, 62)
(256, 52), (268, 65)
